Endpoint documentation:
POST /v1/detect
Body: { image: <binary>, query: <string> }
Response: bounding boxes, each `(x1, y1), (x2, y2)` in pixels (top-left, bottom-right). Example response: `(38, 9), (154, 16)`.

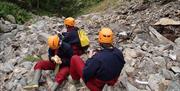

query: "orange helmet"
(48, 35), (60, 49)
(64, 17), (75, 26)
(98, 28), (113, 44)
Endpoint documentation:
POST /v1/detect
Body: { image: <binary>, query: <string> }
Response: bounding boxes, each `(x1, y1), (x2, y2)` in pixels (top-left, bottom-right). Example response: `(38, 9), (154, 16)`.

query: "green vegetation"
(1, 0), (102, 17)
(0, 1), (32, 24)
(24, 55), (41, 62)
(0, 0), (119, 23)
(82, 0), (119, 14)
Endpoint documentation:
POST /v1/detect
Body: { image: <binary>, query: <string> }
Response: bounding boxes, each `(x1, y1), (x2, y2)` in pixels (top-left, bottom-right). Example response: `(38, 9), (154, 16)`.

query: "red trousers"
(34, 60), (69, 84)
(70, 55), (117, 91)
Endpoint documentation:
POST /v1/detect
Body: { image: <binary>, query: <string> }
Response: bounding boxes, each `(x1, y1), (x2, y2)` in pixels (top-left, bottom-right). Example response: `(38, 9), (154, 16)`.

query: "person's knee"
(71, 55), (80, 63)
(55, 74), (67, 84)
(34, 61), (44, 70)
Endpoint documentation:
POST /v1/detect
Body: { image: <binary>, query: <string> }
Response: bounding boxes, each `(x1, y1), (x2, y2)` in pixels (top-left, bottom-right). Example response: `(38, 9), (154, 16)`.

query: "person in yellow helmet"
(24, 35), (73, 91)
(69, 28), (125, 91)
(62, 17), (88, 55)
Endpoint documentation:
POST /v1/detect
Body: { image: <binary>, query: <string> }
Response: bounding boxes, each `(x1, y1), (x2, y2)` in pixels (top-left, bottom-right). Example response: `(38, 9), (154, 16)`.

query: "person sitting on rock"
(69, 28), (126, 91)
(61, 17), (89, 55)
(23, 35), (73, 91)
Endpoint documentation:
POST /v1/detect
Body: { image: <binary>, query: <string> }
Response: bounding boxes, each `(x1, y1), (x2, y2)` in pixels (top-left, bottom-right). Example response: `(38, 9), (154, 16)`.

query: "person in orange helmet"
(69, 28), (125, 91)
(62, 17), (88, 56)
(24, 35), (73, 91)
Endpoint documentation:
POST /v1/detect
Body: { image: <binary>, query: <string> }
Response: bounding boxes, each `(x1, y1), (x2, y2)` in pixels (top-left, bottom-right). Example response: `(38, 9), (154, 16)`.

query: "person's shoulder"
(73, 27), (79, 31)
(62, 41), (71, 47)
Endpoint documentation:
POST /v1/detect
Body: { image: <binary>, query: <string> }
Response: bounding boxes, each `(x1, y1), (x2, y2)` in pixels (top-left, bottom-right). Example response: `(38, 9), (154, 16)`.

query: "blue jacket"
(48, 42), (73, 67)
(62, 27), (80, 45)
(83, 47), (125, 83)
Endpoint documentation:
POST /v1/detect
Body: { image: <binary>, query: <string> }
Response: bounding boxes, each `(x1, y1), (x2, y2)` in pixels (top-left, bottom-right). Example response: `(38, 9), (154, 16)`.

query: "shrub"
(0, 1), (32, 24)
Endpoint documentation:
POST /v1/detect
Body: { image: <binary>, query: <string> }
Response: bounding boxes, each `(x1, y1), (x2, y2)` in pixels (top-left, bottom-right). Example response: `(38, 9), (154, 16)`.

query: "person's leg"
(70, 55), (85, 80)
(24, 60), (56, 89)
(50, 67), (69, 91)
(86, 78), (105, 91)
(34, 60), (56, 70)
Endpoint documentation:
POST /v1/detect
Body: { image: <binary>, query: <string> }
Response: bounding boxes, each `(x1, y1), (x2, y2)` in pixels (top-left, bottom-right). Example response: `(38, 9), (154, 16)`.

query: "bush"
(0, 1), (32, 24)
(1, 0), (102, 17)
(24, 55), (41, 62)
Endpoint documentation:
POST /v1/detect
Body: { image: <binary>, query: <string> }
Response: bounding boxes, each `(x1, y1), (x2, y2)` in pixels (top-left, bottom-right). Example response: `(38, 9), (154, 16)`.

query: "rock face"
(0, 0), (180, 91)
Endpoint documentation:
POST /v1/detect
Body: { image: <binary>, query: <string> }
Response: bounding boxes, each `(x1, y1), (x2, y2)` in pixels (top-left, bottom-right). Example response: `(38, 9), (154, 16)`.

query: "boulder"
(6, 15), (16, 23)
(166, 81), (180, 91)
(152, 56), (166, 68)
(154, 18), (180, 26)
(148, 74), (165, 91)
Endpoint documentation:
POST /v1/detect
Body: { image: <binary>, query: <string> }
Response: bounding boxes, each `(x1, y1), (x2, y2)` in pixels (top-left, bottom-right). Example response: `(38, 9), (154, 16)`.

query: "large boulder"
(6, 15), (16, 23)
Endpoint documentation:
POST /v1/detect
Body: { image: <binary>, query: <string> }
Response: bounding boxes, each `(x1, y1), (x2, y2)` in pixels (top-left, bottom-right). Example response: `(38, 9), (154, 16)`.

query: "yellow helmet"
(64, 17), (75, 26)
(48, 35), (60, 49)
(98, 28), (113, 44)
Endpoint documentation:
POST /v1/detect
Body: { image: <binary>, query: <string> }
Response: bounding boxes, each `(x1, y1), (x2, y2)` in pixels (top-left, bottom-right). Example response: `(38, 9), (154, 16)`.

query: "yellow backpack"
(78, 29), (90, 47)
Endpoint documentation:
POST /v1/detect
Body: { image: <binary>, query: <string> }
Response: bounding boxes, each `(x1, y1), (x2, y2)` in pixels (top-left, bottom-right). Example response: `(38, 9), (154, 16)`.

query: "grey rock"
(161, 69), (175, 80)
(166, 81), (180, 91)
(37, 32), (50, 43)
(139, 57), (156, 74)
(15, 84), (23, 91)
(171, 66), (180, 73)
(8, 58), (17, 66)
(124, 48), (143, 60)
(0, 23), (17, 33)
(31, 20), (48, 31)
(176, 53), (180, 62)
(5, 80), (14, 90)
(19, 77), (27, 86)
(126, 81), (139, 91)
(15, 74), (22, 80)
(0, 32), (14, 40)
(125, 65), (135, 77)
(6, 15), (16, 23)
(148, 74), (165, 91)
(0, 62), (14, 73)
(20, 61), (33, 70)
(16, 25), (25, 31)
(175, 37), (180, 46)
(152, 56), (166, 68)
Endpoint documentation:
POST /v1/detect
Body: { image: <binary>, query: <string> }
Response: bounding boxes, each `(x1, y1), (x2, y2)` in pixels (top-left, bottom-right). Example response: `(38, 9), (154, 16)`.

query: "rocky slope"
(0, 0), (180, 91)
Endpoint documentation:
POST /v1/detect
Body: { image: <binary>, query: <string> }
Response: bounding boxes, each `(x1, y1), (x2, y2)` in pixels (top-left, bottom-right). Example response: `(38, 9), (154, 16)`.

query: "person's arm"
(48, 48), (55, 62)
(83, 57), (100, 83)
(61, 42), (73, 66)
(62, 32), (70, 43)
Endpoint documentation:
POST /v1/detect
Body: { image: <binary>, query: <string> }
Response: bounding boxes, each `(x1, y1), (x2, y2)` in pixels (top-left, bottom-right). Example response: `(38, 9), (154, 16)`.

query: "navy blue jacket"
(48, 42), (73, 67)
(62, 27), (80, 45)
(83, 47), (125, 83)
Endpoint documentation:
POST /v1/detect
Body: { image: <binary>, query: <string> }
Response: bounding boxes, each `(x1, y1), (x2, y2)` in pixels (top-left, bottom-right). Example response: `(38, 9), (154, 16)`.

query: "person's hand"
(88, 49), (96, 58)
(51, 55), (62, 64)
